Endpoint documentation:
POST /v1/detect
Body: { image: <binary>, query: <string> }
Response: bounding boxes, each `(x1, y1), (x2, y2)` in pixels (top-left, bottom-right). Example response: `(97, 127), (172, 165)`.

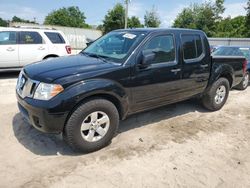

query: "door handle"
(200, 64), (208, 68)
(171, 68), (181, 73)
(38, 47), (45, 50)
(6, 47), (14, 52)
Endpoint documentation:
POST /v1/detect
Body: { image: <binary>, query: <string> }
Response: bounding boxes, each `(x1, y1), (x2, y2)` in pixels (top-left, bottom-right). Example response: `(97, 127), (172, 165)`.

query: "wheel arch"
(209, 63), (234, 89)
(64, 92), (127, 130)
(80, 93), (126, 120)
(43, 54), (59, 59)
(219, 72), (233, 88)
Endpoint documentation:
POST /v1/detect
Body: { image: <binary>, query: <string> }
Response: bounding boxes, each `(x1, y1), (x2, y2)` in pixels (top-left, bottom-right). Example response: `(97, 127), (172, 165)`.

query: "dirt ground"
(0, 72), (250, 188)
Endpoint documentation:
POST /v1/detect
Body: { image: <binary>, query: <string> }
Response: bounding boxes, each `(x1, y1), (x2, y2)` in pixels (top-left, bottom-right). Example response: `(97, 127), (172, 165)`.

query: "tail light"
(243, 59), (247, 74)
(65, 45), (71, 54)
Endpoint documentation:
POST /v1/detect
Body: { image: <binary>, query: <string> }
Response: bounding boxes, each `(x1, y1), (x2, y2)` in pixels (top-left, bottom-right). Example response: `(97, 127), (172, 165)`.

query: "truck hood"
(24, 54), (120, 83)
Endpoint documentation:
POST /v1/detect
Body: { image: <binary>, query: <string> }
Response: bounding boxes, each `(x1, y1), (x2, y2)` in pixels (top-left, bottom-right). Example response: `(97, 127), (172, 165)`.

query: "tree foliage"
(44, 6), (90, 28)
(12, 16), (36, 24)
(0, 17), (8, 26)
(102, 3), (143, 33)
(213, 0), (225, 20)
(102, 3), (125, 33)
(144, 7), (161, 27)
(215, 16), (246, 37)
(173, 0), (225, 37)
(246, 0), (250, 37)
(128, 16), (143, 28)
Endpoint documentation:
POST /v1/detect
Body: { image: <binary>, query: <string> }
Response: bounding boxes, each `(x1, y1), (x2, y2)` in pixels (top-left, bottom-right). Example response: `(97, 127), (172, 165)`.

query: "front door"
(130, 33), (182, 112)
(0, 31), (19, 68)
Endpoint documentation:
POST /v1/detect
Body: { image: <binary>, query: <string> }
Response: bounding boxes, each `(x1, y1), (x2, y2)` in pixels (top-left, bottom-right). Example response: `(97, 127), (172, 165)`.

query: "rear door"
(180, 33), (211, 97)
(130, 32), (183, 111)
(0, 31), (19, 68)
(18, 31), (48, 66)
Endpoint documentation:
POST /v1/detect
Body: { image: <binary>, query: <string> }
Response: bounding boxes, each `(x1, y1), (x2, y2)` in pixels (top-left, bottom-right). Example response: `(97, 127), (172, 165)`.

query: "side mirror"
(139, 51), (155, 69)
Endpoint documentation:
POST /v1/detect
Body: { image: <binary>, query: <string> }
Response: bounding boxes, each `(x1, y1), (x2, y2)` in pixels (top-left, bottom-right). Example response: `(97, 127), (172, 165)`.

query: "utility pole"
(124, 0), (130, 29)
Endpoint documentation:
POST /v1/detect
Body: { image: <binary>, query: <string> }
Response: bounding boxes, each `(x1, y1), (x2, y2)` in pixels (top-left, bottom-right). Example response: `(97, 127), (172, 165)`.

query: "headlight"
(34, 83), (64, 100)
(16, 70), (23, 89)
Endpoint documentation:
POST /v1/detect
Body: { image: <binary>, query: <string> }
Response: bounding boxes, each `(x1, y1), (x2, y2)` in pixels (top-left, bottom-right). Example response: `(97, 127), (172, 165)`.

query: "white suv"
(0, 27), (71, 71)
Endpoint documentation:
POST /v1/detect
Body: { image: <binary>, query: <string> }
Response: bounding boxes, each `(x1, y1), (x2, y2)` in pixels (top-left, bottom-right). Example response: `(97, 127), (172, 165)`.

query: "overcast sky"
(0, 0), (247, 27)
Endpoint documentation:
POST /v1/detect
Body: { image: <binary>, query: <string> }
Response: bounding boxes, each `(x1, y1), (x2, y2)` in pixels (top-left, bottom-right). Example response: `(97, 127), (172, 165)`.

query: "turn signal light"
(51, 85), (64, 97)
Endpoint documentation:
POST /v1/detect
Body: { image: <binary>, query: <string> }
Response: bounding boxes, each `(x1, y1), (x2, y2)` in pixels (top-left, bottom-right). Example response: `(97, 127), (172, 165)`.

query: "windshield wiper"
(82, 52), (109, 63)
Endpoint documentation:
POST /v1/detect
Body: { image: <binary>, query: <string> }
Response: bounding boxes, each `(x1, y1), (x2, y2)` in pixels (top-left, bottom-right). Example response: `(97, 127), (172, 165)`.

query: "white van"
(0, 27), (71, 71)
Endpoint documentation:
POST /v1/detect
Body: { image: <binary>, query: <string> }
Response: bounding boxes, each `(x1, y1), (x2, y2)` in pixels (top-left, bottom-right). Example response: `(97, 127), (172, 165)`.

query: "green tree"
(0, 17), (8, 26)
(102, 3), (125, 33)
(44, 6), (90, 28)
(173, 8), (196, 29)
(12, 16), (24, 23)
(213, 0), (225, 20)
(128, 16), (143, 28)
(144, 6), (161, 27)
(246, 0), (250, 37)
(173, 0), (225, 37)
(12, 16), (36, 24)
(215, 16), (246, 37)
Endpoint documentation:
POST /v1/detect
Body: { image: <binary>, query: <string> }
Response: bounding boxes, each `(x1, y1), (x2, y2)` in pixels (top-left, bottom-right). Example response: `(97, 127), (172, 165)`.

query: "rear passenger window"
(143, 35), (175, 64)
(182, 34), (203, 61)
(44, 32), (65, 44)
(20, 32), (43, 44)
(0, 31), (17, 45)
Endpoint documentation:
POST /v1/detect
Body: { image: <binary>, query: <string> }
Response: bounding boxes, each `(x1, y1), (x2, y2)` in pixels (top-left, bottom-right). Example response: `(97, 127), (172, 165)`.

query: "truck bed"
(211, 55), (246, 87)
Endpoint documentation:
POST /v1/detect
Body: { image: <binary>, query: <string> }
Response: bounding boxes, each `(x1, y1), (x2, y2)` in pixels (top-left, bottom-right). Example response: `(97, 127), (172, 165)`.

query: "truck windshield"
(83, 31), (146, 62)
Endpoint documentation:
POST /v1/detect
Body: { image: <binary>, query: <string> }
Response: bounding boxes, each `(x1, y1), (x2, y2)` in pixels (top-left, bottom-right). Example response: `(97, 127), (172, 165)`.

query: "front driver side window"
(143, 35), (175, 64)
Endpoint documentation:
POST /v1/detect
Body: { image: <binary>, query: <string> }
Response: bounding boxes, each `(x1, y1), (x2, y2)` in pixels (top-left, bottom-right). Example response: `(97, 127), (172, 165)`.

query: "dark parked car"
(239, 47), (250, 71)
(16, 28), (246, 153)
(212, 46), (249, 90)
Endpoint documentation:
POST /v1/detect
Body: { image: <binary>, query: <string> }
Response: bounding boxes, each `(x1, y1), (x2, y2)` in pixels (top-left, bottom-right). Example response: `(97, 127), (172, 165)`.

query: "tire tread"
(63, 99), (119, 153)
(202, 77), (230, 111)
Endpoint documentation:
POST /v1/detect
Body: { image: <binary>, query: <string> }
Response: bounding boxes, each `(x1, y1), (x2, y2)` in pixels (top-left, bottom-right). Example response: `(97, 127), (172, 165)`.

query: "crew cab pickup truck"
(16, 28), (247, 153)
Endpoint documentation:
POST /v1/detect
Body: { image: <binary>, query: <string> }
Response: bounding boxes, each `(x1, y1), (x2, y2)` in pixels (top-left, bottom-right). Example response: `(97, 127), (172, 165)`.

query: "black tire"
(234, 72), (249, 90)
(63, 99), (119, 153)
(202, 78), (230, 111)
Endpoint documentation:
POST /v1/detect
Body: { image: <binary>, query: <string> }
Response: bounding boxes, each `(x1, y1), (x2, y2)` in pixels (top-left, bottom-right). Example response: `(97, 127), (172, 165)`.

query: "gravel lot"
(0, 72), (250, 188)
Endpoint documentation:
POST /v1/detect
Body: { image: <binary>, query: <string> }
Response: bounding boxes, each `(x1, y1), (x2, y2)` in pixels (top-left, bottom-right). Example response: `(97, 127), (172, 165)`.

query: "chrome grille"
(17, 71), (39, 98)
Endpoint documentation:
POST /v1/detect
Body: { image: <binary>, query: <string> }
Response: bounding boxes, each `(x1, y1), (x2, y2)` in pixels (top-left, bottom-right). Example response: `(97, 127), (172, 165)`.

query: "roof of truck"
(115, 27), (205, 34)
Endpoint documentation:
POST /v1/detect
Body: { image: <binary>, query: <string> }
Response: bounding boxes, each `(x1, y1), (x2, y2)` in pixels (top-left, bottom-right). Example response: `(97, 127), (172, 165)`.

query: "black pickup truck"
(16, 28), (247, 152)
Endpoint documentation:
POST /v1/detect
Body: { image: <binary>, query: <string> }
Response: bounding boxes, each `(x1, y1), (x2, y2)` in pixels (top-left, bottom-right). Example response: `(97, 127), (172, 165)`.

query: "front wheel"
(202, 78), (230, 111)
(63, 99), (119, 153)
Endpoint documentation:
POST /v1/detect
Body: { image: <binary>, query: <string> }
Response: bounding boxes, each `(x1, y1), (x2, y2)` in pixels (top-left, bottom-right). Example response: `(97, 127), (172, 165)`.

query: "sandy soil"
(0, 73), (250, 188)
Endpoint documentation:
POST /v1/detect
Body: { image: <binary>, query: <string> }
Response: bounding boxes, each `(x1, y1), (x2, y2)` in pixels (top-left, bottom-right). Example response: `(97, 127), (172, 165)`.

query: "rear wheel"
(202, 78), (230, 111)
(235, 72), (249, 90)
(63, 99), (119, 153)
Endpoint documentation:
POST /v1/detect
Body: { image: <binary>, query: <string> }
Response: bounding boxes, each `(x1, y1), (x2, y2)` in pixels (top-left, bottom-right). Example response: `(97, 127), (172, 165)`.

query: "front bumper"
(16, 93), (68, 134)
